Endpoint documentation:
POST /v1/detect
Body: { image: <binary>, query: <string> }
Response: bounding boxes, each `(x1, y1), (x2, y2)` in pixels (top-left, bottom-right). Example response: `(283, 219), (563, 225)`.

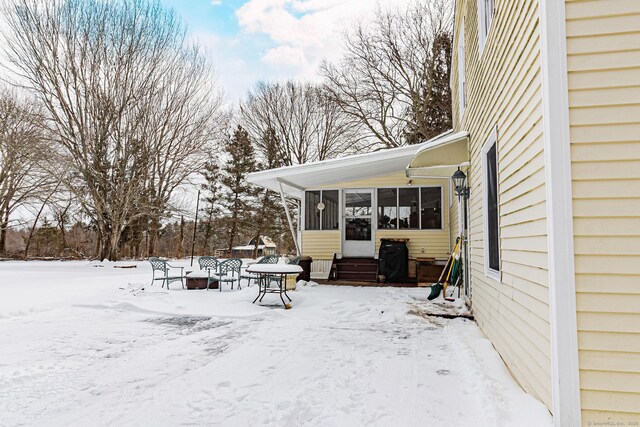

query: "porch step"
(331, 257), (379, 282)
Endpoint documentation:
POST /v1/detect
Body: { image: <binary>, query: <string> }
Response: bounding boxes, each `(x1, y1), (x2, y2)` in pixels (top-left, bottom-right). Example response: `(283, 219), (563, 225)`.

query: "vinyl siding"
(375, 230), (450, 262)
(301, 231), (340, 260)
(565, 0), (640, 423)
(452, 0), (552, 409)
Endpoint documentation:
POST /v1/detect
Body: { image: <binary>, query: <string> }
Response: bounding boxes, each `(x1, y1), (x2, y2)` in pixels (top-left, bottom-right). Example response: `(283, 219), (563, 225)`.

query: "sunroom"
(247, 131), (469, 282)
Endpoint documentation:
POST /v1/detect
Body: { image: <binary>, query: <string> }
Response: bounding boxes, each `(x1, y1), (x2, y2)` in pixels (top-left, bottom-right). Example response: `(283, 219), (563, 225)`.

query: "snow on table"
(0, 260), (552, 426)
(245, 264), (303, 274)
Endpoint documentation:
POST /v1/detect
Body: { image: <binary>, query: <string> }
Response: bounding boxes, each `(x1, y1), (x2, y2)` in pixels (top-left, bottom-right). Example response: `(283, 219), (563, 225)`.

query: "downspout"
(278, 181), (301, 256)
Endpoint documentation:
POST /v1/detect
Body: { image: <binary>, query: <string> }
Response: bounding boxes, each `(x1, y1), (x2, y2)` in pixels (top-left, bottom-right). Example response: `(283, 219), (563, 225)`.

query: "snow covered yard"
(0, 261), (552, 426)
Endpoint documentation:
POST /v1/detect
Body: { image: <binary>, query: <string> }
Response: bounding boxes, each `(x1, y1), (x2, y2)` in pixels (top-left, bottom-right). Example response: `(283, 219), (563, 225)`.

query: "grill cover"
(378, 239), (409, 282)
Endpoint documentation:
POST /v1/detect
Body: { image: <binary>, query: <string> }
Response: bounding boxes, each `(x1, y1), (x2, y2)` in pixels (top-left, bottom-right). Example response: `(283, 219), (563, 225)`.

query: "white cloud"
(261, 45), (306, 68)
(211, 0), (222, 5)
(236, 0), (414, 82)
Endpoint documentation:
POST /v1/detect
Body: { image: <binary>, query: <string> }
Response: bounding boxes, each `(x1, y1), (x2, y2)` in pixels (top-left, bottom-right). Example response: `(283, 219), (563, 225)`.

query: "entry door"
(342, 189), (375, 257)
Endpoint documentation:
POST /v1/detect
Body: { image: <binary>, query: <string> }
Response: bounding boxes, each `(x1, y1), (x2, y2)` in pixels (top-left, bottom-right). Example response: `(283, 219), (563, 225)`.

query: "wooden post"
(177, 215), (185, 259)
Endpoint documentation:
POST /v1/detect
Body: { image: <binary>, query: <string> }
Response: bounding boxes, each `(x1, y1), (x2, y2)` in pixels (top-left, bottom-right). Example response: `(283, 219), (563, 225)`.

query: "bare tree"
(139, 46), (224, 256)
(0, 90), (50, 254)
(240, 81), (362, 166)
(321, 0), (453, 148)
(2, 0), (223, 260)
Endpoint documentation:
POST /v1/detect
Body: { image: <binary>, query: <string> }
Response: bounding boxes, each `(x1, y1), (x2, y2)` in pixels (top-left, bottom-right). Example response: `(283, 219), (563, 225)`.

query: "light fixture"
(452, 167), (469, 199)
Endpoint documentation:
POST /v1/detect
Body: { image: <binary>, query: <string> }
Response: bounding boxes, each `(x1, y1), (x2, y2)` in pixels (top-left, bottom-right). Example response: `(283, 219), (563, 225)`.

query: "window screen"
(377, 188), (397, 229)
(321, 190), (339, 230)
(420, 188), (442, 230)
(398, 188), (419, 229)
(486, 143), (500, 271)
(305, 190), (339, 231)
(305, 191), (321, 230)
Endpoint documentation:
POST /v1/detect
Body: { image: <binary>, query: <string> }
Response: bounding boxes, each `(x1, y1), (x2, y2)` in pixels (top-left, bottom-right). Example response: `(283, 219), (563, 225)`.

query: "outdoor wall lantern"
(452, 167), (470, 199)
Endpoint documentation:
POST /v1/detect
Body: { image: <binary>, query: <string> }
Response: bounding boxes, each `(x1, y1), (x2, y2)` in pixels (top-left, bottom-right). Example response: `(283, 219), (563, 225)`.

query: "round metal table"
(246, 264), (303, 309)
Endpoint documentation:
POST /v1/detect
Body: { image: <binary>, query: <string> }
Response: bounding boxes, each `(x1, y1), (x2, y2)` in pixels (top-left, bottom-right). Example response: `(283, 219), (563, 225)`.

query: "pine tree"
(201, 160), (222, 254)
(219, 126), (259, 252)
(251, 128), (286, 257)
(404, 30), (453, 144)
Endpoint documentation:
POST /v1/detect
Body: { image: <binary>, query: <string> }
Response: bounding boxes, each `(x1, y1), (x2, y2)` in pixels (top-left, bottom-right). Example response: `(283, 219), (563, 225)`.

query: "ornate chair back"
(257, 255), (279, 264)
(149, 257), (167, 272)
(198, 256), (219, 271)
(219, 258), (242, 277)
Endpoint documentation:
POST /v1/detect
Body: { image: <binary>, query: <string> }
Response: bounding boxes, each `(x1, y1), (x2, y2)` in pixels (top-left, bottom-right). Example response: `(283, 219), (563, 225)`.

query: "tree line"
(0, 0), (452, 260)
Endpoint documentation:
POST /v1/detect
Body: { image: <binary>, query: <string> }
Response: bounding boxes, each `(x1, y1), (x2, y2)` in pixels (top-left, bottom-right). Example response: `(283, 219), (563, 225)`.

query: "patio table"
(247, 264), (302, 309)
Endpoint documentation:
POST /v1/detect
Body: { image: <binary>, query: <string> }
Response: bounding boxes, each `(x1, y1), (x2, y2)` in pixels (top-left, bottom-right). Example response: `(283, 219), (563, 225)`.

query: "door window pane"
(421, 187), (442, 229)
(322, 190), (339, 230)
(345, 192), (371, 217)
(305, 191), (320, 230)
(377, 188), (397, 229)
(345, 218), (372, 241)
(398, 188), (419, 229)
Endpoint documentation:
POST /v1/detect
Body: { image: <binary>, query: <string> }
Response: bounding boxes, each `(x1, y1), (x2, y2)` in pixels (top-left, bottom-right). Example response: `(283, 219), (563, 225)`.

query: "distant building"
(216, 236), (277, 258)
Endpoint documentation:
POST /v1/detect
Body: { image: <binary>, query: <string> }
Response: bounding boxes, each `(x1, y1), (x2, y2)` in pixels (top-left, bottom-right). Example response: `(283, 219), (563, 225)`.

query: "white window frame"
(375, 186), (444, 231)
(457, 20), (467, 119)
(477, 0), (495, 56)
(303, 189), (339, 231)
(481, 127), (500, 281)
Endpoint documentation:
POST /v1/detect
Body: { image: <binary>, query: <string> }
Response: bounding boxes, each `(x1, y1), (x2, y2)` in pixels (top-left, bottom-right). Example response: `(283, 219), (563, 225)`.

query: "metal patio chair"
(198, 256), (219, 271)
(208, 258), (243, 291)
(148, 257), (185, 289)
(240, 255), (279, 287)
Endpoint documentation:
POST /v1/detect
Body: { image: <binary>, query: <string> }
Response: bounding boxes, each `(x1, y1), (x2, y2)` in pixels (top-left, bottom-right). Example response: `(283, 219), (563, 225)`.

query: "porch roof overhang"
(247, 130), (469, 199)
(405, 131), (470, 178)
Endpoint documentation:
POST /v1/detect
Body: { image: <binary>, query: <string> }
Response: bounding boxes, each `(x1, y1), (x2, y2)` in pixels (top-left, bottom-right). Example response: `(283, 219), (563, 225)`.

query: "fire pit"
(185, 270), (218, 290)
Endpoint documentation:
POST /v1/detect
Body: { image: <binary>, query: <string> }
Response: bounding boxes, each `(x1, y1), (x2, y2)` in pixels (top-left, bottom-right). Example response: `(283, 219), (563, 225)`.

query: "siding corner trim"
(539, 1), (581, 425)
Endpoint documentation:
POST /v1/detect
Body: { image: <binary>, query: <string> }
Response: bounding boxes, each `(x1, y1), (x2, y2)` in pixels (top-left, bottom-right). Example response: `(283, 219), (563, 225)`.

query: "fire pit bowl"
(185, 270), (218, 290)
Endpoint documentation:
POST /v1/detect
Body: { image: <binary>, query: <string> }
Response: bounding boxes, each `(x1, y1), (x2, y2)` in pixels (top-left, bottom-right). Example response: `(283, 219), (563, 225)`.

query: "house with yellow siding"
(248, 0), (640, 425)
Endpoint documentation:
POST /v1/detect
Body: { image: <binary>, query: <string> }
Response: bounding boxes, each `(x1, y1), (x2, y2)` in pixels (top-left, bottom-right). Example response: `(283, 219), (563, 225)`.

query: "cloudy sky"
(160, 0), (413, 102)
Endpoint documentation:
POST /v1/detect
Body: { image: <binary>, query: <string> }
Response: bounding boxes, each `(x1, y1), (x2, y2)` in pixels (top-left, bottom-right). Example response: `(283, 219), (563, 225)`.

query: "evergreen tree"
(251, 128), (286, 257)
(404, 30), (453, 144)
(219, 126), (258, 252)
(201, 160), (222, 253)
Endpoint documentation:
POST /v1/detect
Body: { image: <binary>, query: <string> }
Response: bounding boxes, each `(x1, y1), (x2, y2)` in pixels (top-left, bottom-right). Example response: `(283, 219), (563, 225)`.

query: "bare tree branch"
(321, 0), (453, 148)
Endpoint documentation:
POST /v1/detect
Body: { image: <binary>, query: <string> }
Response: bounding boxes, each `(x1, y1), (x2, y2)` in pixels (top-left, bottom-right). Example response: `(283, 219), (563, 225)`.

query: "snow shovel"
(428, 237), (461, 300)
(443, 243), (462, 300)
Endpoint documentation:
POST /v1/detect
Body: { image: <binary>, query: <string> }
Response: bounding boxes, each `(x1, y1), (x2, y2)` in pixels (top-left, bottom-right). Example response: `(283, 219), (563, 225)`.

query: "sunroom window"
(421, 187), (443, 230)
(399, 188), (419, 229)
(377, 188), (397, 229)
(377, 187), (442, 230)
(305, 190), (339, 231)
